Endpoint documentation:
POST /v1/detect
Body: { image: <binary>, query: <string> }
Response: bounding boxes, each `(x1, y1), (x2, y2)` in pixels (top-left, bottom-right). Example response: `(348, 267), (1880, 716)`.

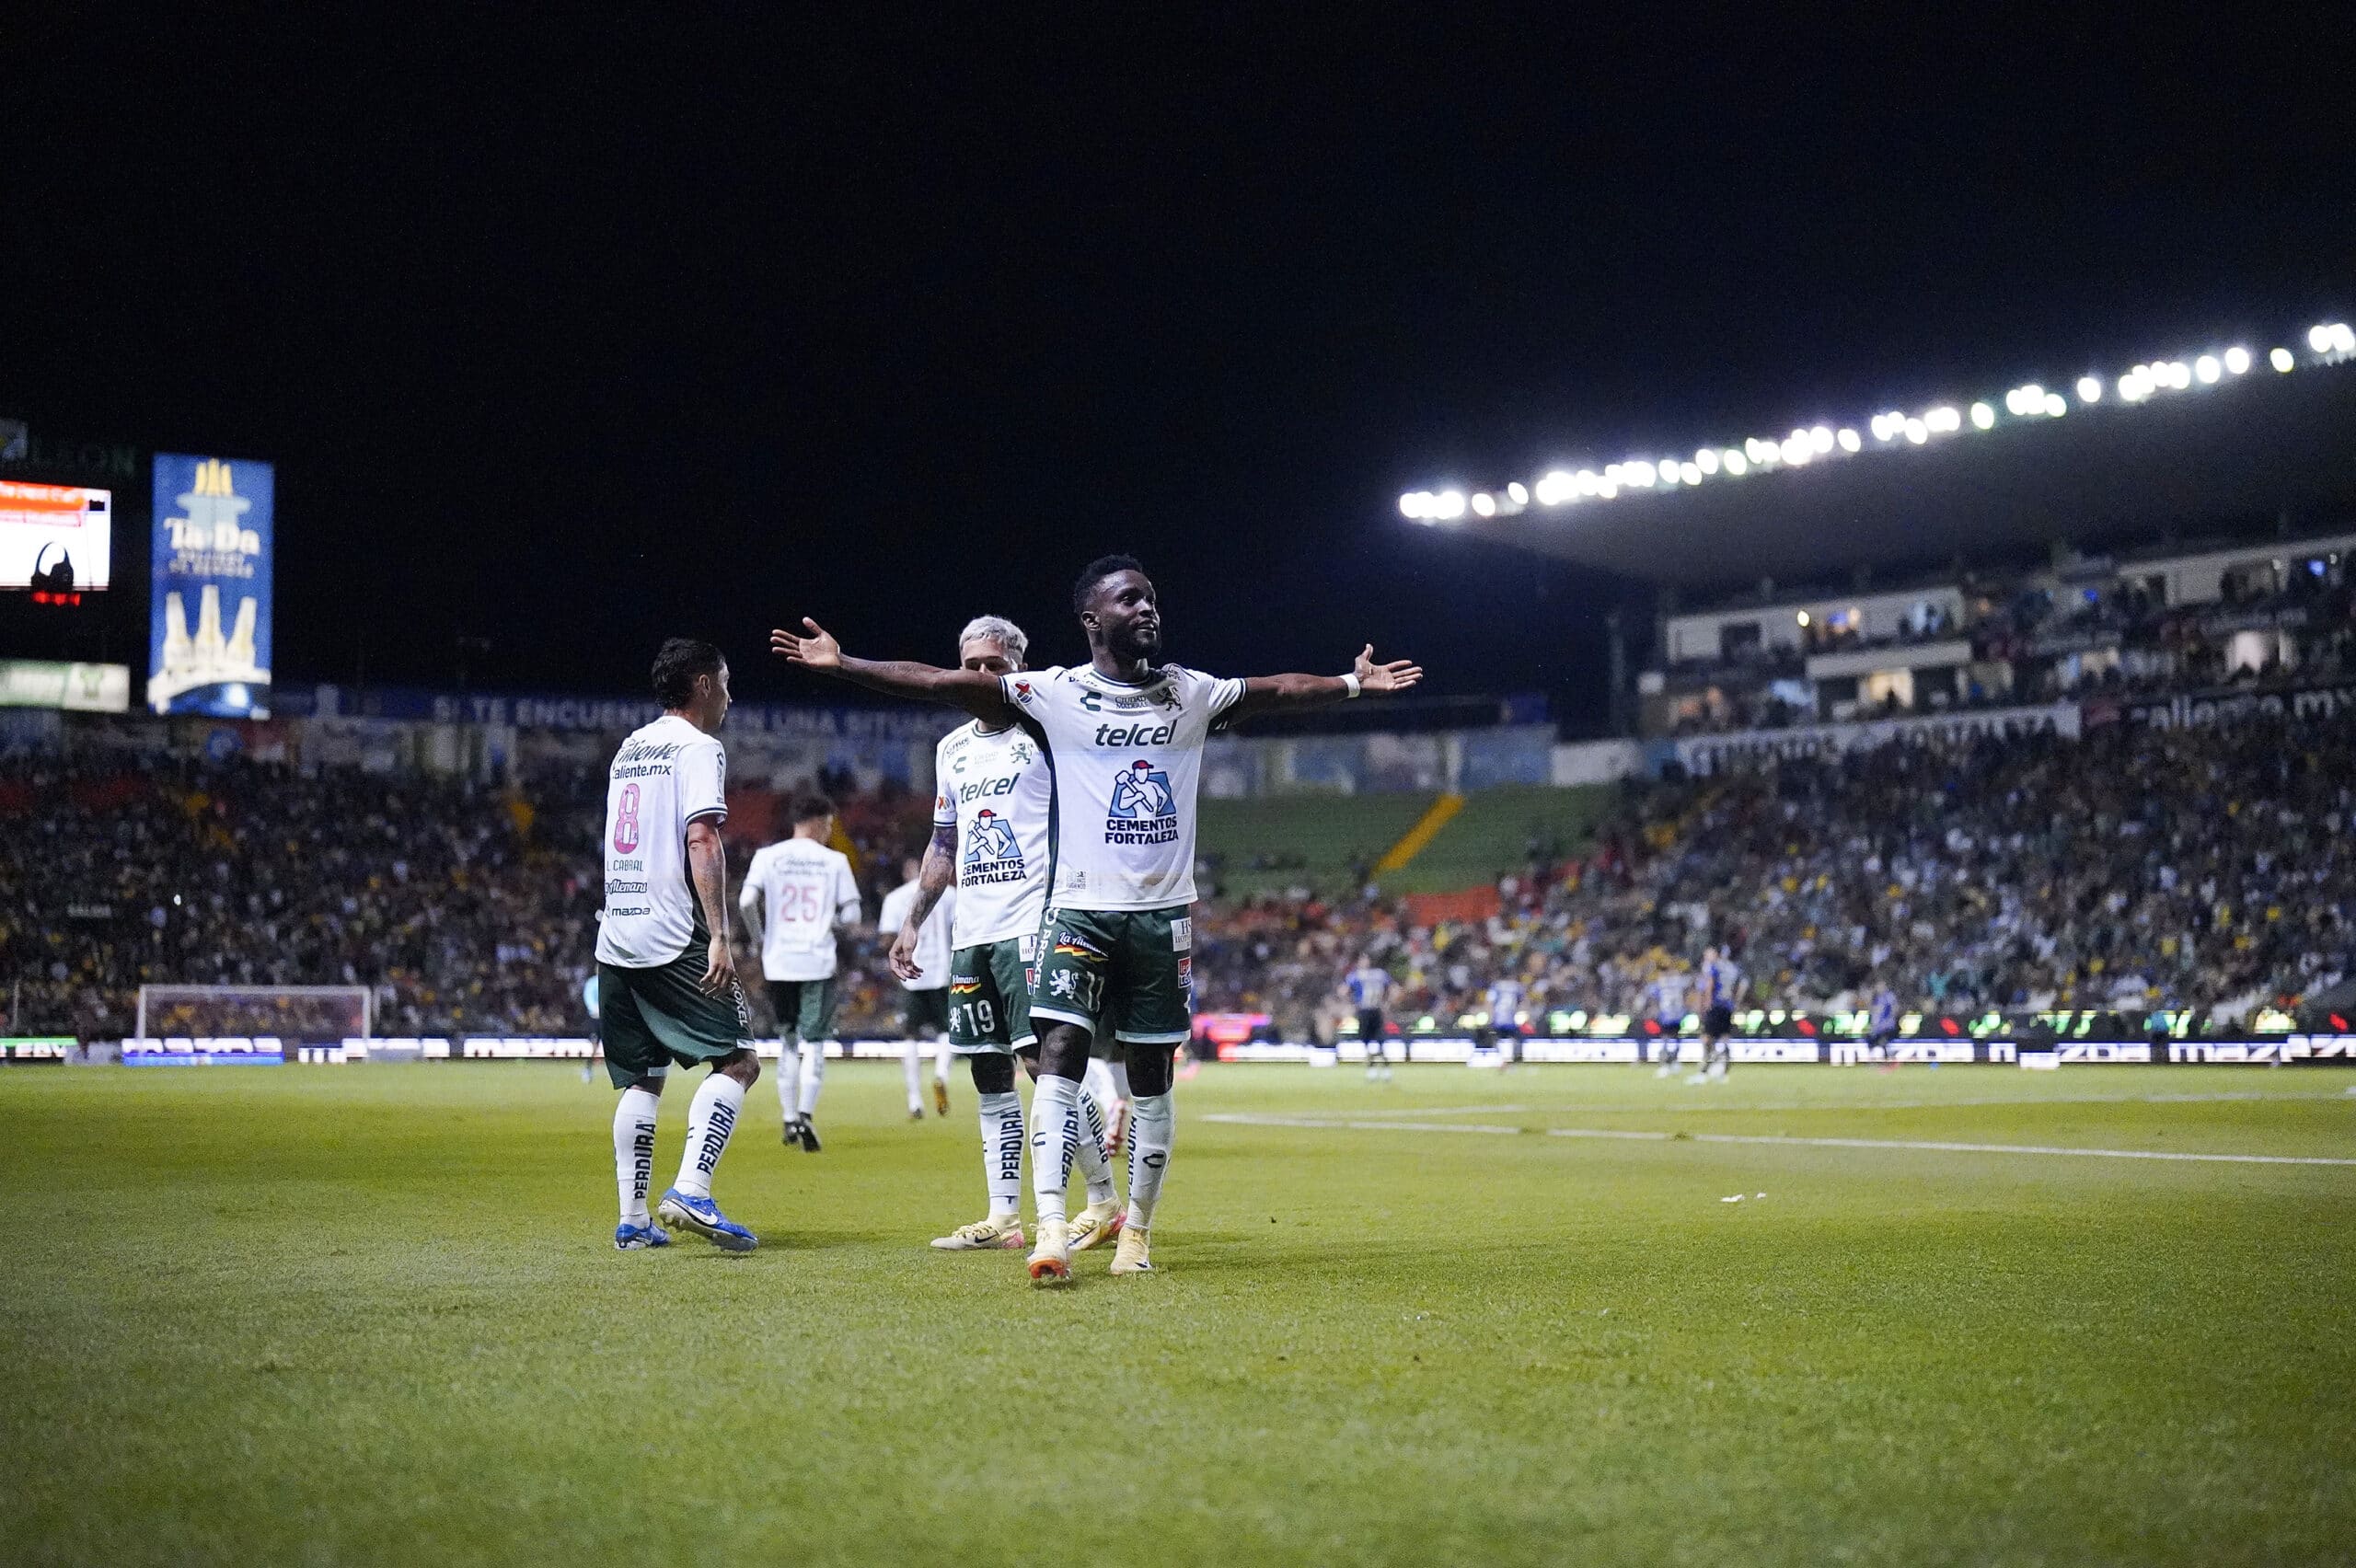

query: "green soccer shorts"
(765, 976), (839, 1046)
(598, 951), (752, 1090)
(902, 985), (951, 1039)
(1028, 905), (1194, 1047)
(947, 935), (1037, 1055)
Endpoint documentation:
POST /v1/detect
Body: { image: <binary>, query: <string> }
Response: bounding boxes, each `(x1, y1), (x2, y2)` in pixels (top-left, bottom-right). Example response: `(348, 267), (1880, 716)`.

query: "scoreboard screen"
(0, 480), (112, 592)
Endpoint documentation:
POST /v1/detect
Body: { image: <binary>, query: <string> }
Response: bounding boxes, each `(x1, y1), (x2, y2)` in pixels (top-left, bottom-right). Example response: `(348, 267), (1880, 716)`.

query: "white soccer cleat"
(1026, 1218), (1071, 1285)
(1070, 1198), (1126, 1253)
(1109, 1225), (1152, 1274)
(931, 1214), (1027, 1251)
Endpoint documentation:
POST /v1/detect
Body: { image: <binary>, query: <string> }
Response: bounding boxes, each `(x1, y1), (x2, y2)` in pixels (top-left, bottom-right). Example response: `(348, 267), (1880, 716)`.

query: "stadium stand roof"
(1421, 340), (2356, 589)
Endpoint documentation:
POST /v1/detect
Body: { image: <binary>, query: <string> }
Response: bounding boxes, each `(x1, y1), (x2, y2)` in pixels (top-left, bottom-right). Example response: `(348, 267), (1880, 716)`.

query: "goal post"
(133, 985), (374, 1043)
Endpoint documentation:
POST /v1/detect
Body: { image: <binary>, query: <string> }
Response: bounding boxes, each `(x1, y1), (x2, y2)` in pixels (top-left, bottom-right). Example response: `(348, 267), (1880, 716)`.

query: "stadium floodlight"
(1435, 490), (1466, 520)
(1779, 434), (1811, 466)
(2076, 375), (2104, 404)
(1399, 491), (1426, 519)
(1678, 461), (1703, 485)
(1623, 460), (1657, 487)
(1796, 609), (1810, 627)
(1723, 449), (1749, 476)
(1970, 401), (1996, 429)
(1471, 491), (1496, 517)
(2310, 324), (2334, 353)
(2223, 346), (2251, 375)
(2043, 391), (2067, 417)
(1534, 470), (1572, 505)
(2119, 367), (2152, 401)
(1807, 425), (1834, 453)
(1695, 448), (1720, 476)
(1903, 418), (1929, 444)
(2270, 346), (2295, 372)
(2165, 360), (2194, 388)
(1576, 468), (1600, 494)
(1924, 406), (1961, 433)
(1506, 480), (1530, 505)
(1836, 427), (1861, 453)
(2195, 354), (2222, 384)
(1596, 478), (1618, 500)
(2004, 385), (2044, 417)
(2333, 324), (2356, 354)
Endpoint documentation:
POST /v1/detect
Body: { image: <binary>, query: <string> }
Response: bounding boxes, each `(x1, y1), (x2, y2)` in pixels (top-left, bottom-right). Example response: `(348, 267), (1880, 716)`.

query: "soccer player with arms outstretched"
(596, 639), (760, 1252)
(886, 616), (1126, 1254)
(776, 556), (1421, 1283)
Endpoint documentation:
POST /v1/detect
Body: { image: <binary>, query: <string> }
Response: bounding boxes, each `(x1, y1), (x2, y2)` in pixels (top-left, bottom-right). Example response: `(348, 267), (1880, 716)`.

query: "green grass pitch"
(4, 1062), (2351, 1565)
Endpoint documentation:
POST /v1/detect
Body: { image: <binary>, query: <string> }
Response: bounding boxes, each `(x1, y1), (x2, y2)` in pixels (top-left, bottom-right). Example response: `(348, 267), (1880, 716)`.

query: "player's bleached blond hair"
(958, 615), (1029, 666)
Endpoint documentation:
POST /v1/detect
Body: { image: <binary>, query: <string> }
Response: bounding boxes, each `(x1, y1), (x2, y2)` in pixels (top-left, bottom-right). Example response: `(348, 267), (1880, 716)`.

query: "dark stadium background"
(6, 11), (2353, 732)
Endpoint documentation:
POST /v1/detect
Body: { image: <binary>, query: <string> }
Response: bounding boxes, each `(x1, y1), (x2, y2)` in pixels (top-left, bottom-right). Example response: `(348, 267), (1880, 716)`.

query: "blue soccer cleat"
(614, 1221), (672, 1251)
(655, 1187), (758, 1252)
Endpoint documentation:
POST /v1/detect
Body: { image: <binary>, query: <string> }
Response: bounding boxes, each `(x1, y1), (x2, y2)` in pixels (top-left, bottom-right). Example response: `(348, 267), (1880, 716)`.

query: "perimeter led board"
(0, 480), (112, 592)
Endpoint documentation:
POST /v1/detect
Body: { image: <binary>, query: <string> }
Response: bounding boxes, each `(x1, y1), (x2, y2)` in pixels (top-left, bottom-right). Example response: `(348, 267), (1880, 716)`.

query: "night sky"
(9, 12), (2352, 732)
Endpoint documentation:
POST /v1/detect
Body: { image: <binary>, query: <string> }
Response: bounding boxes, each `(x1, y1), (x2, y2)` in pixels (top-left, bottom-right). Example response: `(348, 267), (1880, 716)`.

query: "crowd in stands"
(5, 708), (2349, 1043)
(1192, 710), (2356, 1036)
(1660, 550), (2353, 737)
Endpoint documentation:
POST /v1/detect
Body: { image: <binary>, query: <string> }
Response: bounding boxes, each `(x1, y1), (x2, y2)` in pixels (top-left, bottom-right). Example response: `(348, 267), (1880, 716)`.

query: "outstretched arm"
(888, 821), (959, 981)
(1223, 644), (1423, 723)
(770, 619), (1014, 726)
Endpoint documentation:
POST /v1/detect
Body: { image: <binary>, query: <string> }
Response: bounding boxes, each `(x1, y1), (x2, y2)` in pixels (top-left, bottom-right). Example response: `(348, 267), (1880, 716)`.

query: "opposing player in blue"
(1345, 956), (1394, 1080)
(1692, 945), (1743, 1084)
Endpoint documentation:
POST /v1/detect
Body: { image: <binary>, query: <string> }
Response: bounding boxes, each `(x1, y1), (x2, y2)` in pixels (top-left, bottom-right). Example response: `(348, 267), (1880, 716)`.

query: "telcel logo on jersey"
(1105, 759), (1179, 845)
(1092, 720), (1177, 747)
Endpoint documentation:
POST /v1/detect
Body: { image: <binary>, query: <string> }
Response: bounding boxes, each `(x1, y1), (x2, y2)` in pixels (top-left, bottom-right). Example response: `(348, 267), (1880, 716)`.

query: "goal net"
(133, 985), (373, 1044)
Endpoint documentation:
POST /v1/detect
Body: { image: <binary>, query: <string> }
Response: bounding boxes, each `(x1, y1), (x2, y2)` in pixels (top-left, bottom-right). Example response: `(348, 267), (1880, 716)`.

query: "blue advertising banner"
(150, 454), (273, 717)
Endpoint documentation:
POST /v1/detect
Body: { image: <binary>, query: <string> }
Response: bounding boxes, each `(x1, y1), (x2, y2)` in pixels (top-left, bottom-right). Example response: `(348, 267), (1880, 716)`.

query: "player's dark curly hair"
(651, 638), (725, 709)
(1072, 553), (1147, 615)
(789, 790), (837, 825)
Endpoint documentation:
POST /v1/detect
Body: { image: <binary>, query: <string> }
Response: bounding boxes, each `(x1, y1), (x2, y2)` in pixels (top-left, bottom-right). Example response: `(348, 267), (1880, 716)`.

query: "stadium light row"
(1399, 320), (2356, 523)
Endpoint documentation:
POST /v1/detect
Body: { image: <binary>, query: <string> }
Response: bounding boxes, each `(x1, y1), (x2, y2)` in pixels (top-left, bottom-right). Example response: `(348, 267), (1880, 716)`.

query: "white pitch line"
(1330, 1103), (1530, 1117)
(1544, 1127), (2356, 1167)
(1201, 1113), (2356, 1167)
(1202, 1113), (1521, 1136)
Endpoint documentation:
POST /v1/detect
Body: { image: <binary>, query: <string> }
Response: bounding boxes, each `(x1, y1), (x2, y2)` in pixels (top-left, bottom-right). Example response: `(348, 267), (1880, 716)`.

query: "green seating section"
(1195, 792), (1438, 899)
(1195, 784), (1615, 898)
(1369, 784), (1615, 894)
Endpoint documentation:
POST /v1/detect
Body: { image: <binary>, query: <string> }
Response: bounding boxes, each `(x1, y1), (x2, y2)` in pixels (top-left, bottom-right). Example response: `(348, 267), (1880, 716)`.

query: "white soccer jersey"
(740, 836), (862, 982)
(932, 721), (1052, 948)
(1002, 663), (1244, 912)
(595, 714), (728, 968)
(878, 878), (955, 991)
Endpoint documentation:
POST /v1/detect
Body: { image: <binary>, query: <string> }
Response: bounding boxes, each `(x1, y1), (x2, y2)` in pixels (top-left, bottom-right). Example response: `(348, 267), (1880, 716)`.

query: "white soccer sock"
(902, 1043), (925, 1113)
(1083, 1057), (1115, 1116)
(674, 1073), (745, 1200)
(613, 1086), (660, 1226)
(1107, 1058), (1131, 1101)
(934, 1039), (953, 1084)
(1125, 1091), (1174, 1231)
(1029, 1073), (1082, 1227)
(780, 1044), (800, 1124)
(798, 1042), (826, 1118)
(978, 1090), (1024, 1218)
(1073, 1085), (1116, 1205)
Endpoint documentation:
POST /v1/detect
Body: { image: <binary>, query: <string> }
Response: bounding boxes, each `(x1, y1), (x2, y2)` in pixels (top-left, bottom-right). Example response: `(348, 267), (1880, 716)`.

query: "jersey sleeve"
(679, 737), (727, 824)
(1177, 665), (1247, 718)
(931, 736), (958, 828)
(736, 847), (767, 912)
